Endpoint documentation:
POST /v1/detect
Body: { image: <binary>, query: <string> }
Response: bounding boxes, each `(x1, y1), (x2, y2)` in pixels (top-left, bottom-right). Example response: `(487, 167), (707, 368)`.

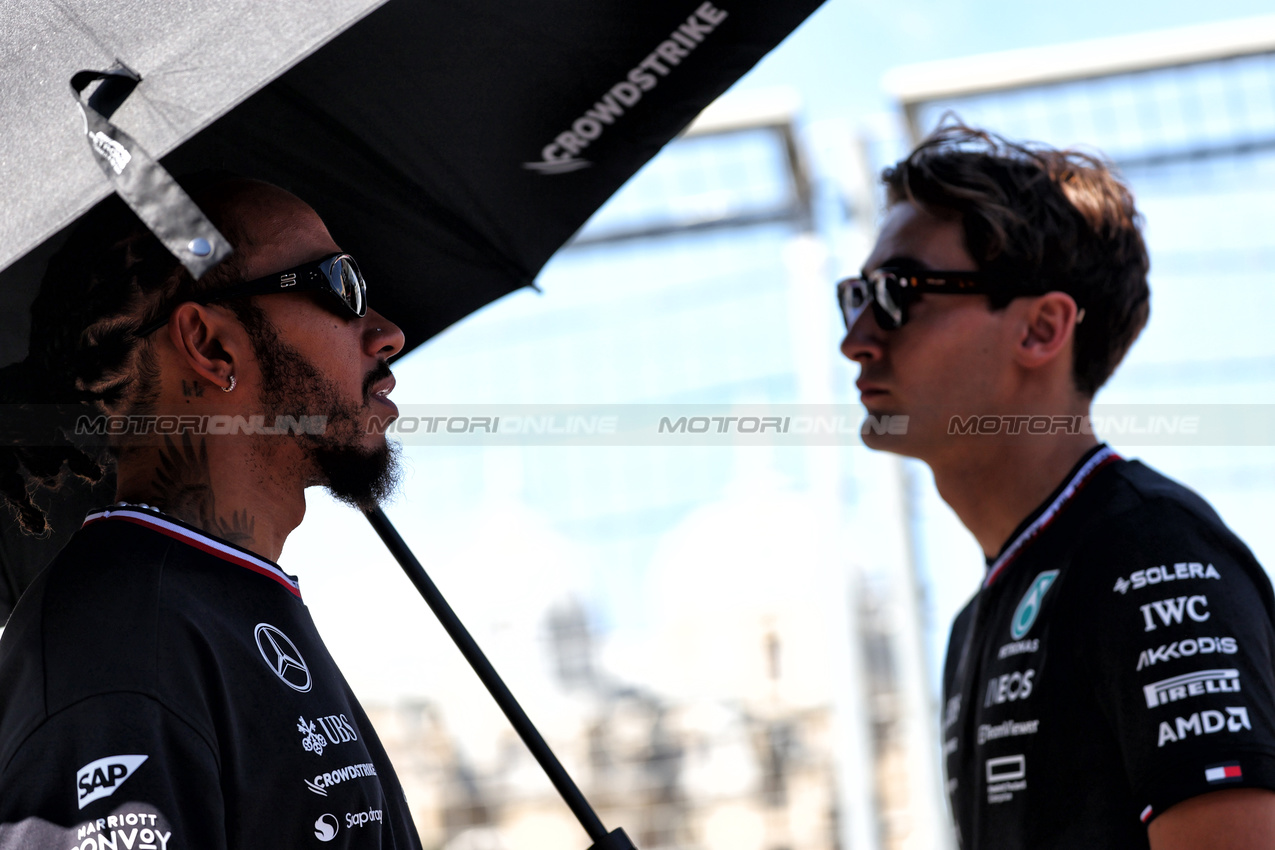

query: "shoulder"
(1069, 459), (1265, 591)
(0, 519), (224, 734)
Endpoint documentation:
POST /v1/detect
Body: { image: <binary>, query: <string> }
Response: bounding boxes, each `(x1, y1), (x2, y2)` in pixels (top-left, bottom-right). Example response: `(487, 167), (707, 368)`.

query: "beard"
(244, 310), (401, 510)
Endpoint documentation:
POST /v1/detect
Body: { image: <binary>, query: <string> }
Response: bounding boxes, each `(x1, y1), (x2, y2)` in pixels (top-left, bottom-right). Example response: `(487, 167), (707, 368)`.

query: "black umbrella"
(1, 0), (824, 844)
(1, 0), (822, 598)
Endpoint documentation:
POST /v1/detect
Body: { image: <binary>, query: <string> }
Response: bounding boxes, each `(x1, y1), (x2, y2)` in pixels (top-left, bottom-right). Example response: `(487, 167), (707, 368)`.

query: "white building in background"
(285, 15), (1275, 850)
(287, 91), (941, 850)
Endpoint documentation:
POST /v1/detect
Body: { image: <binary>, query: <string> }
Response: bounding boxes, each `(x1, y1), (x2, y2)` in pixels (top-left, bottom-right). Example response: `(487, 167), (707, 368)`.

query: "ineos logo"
(255, 623), (312, 692)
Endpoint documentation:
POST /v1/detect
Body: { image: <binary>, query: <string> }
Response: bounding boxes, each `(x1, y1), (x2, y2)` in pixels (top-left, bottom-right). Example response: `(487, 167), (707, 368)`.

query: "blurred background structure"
(281, 8), (1275, 850)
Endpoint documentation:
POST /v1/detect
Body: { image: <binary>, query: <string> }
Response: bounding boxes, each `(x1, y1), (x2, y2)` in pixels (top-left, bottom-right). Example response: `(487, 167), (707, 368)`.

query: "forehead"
(864, 201), (976, 273)
(223, 183), (339, 278)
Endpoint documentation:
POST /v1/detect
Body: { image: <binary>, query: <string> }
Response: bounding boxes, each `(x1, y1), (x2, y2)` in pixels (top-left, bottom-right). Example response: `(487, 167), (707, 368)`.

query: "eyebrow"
(863, 255), (929, 275)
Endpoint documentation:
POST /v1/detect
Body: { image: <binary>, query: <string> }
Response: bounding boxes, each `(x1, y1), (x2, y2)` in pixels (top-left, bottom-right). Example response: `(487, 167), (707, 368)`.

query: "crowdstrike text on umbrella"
(524, 2), (730, 174)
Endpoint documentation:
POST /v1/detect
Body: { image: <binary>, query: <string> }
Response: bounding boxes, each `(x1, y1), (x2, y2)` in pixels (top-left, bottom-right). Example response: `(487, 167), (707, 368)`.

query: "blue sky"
(733, 0), (1275, 122)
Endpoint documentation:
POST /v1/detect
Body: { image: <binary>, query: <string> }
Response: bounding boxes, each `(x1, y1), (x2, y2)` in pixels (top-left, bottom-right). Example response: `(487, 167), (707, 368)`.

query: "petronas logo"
(1011, 571), (1059, 640)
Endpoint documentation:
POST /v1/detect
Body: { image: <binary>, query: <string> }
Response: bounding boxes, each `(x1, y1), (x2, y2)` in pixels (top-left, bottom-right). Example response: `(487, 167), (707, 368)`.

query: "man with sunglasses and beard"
(0, 178), (422, 849)
(838, 124), (1275, 849)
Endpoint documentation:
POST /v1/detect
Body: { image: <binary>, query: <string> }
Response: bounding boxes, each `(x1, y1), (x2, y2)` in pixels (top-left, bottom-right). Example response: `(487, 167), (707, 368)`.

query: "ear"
(1014, 292), (1079, 371)
(166, 302), (246, 391)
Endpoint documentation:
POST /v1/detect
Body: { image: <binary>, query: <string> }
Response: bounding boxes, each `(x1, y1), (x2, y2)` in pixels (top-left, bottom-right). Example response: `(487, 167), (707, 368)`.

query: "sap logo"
(298, 714), (359, 756)
(1113, 562), (1221, 594)
(347, 807), (384, 828)
(984, 670), (1035, 707)
(1010, 571), (1058, 640)
(76, 754), (148, 809)
(1137, 636), (1238, 670)
(1144, 669), (1241, 708)
(1157, 706), (1251, 747)
(1139, 595), (1209, 632)
(314, 814), (339, 842)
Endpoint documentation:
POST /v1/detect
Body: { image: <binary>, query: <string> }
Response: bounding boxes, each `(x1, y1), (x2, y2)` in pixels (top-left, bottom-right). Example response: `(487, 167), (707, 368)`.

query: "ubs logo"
(255, 623), (312, 692)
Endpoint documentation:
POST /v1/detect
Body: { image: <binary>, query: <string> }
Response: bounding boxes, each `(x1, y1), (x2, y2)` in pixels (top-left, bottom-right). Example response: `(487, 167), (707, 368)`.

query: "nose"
(840, 306), (885, 363)
(364, 308), (406, 360)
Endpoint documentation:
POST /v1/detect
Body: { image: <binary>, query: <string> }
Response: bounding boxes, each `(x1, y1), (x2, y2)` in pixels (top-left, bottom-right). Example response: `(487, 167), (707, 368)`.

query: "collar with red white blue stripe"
(83, 504), (302, 598)
(983, 445), (1121, 588)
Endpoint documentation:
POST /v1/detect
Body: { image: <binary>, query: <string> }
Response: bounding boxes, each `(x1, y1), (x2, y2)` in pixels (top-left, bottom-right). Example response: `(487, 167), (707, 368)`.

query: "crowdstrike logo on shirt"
(1113, 562), (1221, 594)
(76, 754), (148, 809)
(306, 762), (379, 796)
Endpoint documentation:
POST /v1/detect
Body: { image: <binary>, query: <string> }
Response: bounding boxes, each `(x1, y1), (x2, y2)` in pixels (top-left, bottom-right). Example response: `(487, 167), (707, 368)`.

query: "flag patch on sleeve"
(1139, 805), (1153, 823)
(1204, 762), (1243, 783)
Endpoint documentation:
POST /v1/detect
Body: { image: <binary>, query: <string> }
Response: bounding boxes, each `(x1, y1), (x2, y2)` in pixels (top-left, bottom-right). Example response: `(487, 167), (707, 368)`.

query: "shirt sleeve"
(1078, 498), (1275, 823)
(0, 692), (226, 850)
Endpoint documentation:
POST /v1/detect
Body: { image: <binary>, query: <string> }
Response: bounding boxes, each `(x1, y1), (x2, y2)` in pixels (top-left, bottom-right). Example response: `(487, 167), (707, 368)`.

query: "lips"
(366, 367), (397, 417)
(856, 379), (888, 399)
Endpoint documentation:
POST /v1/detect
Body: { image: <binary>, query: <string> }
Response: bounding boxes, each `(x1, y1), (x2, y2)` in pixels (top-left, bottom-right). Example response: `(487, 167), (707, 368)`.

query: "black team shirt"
(0, 505), (423, 849)
(942, 445), (1275, 848)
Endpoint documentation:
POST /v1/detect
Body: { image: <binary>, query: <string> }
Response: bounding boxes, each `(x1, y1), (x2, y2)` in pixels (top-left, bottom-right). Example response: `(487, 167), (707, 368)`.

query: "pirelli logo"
(1144, 669), (1240, 708)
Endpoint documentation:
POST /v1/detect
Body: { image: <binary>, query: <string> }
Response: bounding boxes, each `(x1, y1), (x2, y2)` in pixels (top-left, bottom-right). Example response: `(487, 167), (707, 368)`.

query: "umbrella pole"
(364, 507), (636, 850)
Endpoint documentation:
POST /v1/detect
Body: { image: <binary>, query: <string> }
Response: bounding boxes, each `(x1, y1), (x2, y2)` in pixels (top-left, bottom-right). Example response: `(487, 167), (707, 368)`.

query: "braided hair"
(1, 180), (249, 535)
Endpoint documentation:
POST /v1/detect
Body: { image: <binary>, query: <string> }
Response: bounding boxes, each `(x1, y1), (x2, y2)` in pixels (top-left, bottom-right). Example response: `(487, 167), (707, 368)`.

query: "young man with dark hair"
(839, 124), (1275, 849)
(0, 180), (422, 848)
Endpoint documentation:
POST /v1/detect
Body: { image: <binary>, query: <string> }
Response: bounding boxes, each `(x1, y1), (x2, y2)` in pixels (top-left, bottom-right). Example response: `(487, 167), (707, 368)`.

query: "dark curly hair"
(882, 121), (1150, 397)
(0, 177), (255, 535)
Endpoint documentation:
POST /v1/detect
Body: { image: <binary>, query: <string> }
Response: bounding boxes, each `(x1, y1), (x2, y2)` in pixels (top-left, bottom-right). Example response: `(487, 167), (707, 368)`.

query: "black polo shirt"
(943, 445), (1275, 848)
(0, 505), (422, 849)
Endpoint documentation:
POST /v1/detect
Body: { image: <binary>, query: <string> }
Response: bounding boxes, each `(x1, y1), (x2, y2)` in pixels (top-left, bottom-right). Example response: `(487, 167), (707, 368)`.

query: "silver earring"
(222, 375), (236, 393)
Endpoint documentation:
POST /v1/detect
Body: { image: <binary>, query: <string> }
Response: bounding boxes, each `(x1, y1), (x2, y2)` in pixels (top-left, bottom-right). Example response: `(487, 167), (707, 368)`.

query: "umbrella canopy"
(2, 0), (823, 361)
(0, 0), (824, 616)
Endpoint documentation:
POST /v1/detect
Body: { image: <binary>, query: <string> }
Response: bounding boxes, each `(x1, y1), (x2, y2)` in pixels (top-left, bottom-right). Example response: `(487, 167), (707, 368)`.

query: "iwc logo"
(255, 623), (312, 692)
(1010, 571), (1059, 640)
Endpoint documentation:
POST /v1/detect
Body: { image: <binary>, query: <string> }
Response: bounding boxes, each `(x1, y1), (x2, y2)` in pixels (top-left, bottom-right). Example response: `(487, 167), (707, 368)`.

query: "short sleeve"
(1078, 499), (1275, 823)
(0, 692), (226, 850)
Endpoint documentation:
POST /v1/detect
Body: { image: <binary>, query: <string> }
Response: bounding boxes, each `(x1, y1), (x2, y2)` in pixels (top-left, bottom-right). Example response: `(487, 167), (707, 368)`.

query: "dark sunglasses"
(836, 267), (997, 331)
(137, 253), (367, 337)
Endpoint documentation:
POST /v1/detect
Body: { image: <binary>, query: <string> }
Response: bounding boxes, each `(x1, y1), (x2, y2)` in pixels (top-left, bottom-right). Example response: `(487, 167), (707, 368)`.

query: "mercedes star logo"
(254, 623), (312, 692)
